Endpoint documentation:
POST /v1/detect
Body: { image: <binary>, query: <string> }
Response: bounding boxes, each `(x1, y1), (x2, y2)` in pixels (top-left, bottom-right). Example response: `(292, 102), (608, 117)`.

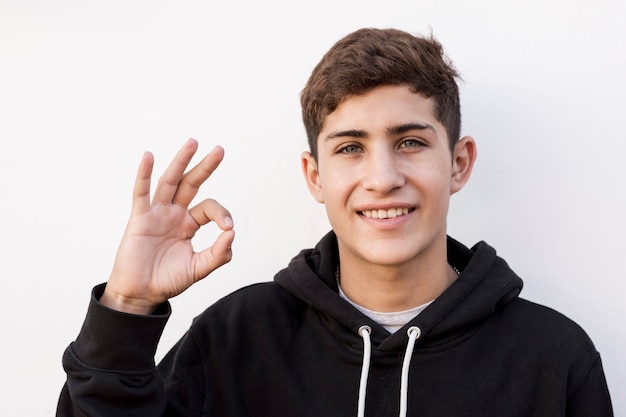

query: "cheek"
(318, 166), (351, 195)
(418, 171), (452, 207)
(320, 182), (347, 206)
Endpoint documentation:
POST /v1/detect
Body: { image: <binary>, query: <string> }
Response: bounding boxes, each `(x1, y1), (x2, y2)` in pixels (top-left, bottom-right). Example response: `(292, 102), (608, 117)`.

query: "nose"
(361, 148), (405, 194)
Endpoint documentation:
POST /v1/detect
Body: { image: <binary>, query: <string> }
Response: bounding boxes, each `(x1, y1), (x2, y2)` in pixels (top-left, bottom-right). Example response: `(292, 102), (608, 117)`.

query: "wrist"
(100, 287), (159, 315)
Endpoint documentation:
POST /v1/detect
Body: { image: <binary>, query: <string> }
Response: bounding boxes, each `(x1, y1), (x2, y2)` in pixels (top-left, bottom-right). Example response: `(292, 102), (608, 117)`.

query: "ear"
(301, 151), (325, 203)
(450, 136), (477, 194)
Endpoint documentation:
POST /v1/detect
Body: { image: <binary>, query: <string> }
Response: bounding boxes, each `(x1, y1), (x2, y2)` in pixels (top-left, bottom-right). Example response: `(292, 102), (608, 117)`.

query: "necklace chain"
(335, 264), (461, 281)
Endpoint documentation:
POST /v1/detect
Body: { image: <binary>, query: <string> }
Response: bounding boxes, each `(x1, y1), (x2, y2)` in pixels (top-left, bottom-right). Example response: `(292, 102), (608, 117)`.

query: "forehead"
(320, 85), (444, 137)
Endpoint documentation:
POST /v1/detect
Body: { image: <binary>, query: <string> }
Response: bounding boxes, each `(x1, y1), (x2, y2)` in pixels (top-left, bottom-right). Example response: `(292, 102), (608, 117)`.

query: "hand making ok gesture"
(100, 139), (235, 314)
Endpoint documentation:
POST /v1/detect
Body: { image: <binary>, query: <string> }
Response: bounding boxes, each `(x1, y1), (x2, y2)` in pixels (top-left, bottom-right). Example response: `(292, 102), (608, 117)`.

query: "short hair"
(301, 28), (461, 158)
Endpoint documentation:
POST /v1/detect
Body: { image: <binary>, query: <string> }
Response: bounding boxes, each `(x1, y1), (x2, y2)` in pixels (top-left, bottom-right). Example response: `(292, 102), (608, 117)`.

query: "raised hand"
(100, 139), (235, 314)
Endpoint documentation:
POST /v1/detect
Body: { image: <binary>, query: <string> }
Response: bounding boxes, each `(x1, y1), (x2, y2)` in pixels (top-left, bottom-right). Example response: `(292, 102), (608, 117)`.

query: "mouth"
(358, 207), (414, 219)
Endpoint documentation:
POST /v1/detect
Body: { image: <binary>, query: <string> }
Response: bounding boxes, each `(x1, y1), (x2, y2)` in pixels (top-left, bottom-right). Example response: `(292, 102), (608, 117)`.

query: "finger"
(131, 151), (154, 216)
(152, 138), (199, 205)
(188, 198), (234, 230)
(192, 229), (235, 282)
(172, 145), (224, 207)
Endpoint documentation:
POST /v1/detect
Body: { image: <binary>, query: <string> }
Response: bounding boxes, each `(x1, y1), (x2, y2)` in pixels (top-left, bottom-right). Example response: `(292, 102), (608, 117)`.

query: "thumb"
(193, 229), (235, 281)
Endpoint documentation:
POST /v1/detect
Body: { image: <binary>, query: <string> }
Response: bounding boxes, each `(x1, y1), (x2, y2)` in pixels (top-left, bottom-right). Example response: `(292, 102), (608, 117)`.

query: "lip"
(355, 204), (416, 229)
(354, 203), (415, 212)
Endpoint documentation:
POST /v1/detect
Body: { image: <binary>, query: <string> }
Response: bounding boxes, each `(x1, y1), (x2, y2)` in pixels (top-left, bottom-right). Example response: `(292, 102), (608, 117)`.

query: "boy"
(57, 28), (613, 416)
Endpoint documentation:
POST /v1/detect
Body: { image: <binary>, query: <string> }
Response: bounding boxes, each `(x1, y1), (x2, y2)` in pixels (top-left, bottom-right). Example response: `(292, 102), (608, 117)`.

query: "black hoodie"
(58, 232), (613, 416)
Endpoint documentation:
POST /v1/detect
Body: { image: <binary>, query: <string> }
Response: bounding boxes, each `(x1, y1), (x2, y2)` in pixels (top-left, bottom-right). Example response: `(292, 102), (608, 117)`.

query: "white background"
(1, 0), (624, 415)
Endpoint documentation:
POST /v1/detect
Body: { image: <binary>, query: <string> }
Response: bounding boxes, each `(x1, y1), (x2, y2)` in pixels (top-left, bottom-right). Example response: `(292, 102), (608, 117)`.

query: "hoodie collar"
(275, 231), (523, 352)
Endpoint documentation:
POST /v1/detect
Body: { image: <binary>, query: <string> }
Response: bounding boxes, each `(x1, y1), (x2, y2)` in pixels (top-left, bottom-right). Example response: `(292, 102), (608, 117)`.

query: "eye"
(399, 138), (425, 149)
(338, 144), (363, 154)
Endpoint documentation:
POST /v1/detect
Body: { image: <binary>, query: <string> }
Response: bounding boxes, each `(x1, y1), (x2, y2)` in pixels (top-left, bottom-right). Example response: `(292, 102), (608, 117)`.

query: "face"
(302, 85), (475, 271)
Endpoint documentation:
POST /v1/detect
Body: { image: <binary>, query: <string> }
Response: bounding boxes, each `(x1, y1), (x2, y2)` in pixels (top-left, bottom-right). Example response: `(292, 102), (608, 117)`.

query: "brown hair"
(301, 28), (461, 158)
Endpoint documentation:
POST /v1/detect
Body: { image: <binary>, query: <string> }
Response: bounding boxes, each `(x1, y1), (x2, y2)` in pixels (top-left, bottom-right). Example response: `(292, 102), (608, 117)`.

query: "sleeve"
(565, 354), (614, 417)
(56, 284), (171, 417)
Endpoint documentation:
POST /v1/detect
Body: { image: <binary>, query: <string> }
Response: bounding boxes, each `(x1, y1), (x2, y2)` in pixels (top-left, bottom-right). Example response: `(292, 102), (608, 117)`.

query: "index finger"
(172, 145), (225, 207)
(152, 139), (199, 205)
(131, 151), (155, 216)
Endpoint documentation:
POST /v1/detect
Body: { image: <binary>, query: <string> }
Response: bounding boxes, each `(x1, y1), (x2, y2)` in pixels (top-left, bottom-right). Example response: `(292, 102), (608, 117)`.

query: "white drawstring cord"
(399, 326), (421, 417)
(356, 325), (421, 417)
(357, 325), (372, 417)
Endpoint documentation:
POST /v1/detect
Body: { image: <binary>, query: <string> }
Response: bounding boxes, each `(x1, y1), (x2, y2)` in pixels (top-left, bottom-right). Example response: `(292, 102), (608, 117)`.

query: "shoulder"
(495, 297), (600, 363)
(500, 299), (611, 402)
(189, 282), (304, 332)
(179, 282), (312, 361)
(505, 298), (591, 337)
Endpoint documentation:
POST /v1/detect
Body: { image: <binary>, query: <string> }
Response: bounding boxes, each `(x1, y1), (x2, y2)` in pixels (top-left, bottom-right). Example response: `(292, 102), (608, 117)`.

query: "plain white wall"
(1, 0), (624, 414)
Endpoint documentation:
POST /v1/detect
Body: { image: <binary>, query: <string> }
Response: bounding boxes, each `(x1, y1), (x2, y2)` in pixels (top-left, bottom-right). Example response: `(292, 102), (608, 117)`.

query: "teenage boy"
(57, 28), (613, 416)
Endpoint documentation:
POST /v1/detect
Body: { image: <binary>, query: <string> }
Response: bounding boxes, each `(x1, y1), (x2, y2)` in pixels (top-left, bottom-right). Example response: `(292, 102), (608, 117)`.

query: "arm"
(566, 355), (614, 417)
(58, 285), (171, 417)
(57, 139), (234, 416)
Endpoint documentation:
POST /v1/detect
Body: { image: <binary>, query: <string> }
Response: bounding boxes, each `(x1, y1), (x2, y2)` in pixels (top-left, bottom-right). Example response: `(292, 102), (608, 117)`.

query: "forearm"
(57, 284), (170, 417)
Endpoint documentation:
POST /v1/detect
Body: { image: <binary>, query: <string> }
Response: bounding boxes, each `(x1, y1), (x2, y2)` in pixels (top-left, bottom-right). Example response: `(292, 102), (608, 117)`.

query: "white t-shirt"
(338, 284), (433, 333)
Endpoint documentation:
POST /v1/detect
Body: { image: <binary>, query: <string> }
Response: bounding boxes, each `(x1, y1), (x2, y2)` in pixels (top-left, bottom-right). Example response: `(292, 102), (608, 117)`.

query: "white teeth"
(361, 208), (410, 219)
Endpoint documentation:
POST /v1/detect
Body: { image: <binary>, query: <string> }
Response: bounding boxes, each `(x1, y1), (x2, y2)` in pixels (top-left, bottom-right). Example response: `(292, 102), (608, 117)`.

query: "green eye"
(400, 139), (423, 148)
(340, 144), (361, 154)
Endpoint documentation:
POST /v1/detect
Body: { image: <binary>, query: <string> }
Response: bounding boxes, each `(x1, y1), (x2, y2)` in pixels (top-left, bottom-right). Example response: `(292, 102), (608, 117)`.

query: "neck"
(337, 245), (458, 312)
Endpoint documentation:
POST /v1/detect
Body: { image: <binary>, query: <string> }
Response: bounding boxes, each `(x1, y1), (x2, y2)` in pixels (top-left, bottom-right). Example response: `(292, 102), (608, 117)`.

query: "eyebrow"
(325, 122), (437, 140)
(387, 122), (437, 135)
(325, 129), (367, 140)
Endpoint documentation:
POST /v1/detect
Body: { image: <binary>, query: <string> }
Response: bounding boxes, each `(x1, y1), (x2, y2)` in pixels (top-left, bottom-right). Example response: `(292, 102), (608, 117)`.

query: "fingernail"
(224, 216), (234, 228)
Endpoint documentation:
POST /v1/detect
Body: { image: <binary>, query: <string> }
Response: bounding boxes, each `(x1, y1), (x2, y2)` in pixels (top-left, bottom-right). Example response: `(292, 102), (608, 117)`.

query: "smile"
(359, 207), (412, 219)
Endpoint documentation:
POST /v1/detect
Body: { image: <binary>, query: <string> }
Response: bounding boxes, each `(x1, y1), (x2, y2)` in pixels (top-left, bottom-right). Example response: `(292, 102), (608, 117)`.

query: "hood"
(274, 231), (523, 353)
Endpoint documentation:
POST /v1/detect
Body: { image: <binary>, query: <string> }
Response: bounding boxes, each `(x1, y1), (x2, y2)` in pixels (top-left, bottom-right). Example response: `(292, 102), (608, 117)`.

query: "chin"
(356, 244), (427, 268)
